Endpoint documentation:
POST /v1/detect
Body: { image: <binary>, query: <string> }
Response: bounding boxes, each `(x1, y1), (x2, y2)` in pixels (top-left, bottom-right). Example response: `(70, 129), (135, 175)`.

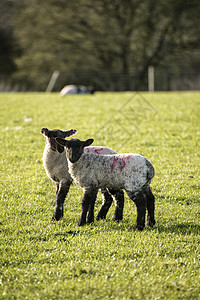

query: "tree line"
(0, 0), (200, 91)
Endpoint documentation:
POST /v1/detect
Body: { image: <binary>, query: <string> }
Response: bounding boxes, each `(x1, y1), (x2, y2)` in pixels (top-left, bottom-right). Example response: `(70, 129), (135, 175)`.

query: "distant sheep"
(60, 85), (94, 96)
(41, 128), (124, 221)
(56, 137), (156, 230)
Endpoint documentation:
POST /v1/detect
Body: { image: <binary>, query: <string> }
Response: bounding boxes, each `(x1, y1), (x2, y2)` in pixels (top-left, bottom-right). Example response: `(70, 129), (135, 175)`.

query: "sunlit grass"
(0, 91), (199, 299)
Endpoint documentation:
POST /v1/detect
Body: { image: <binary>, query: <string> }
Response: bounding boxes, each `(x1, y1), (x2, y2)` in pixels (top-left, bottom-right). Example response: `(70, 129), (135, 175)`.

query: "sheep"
(60, 85), (94, 96)
(55, 137), (156, 230)
(41, 128), (124, 221)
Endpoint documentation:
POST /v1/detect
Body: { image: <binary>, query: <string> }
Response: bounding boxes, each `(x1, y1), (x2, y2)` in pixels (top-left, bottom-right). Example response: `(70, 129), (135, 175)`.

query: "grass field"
(0, 91), (200, 299)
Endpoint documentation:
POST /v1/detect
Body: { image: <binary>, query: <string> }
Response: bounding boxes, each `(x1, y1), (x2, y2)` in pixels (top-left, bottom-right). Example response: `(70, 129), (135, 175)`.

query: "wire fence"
(1, 69), (200, 92)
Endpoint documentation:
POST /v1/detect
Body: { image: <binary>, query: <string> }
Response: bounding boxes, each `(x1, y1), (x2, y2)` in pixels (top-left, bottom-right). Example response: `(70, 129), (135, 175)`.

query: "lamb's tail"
(146, 159), (155, 183)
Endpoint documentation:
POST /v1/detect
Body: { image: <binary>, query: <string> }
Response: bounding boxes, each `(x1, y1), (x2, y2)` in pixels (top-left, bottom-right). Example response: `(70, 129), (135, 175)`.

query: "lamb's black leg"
(52, 181), (72, 221)
(146, 187), (156, 227)
(96, 189), (113, 220)
(55, 183), (59, 195)
(79, 188), (98, 226)
(109, 189), (124, 222)
(127, 190), (147, 231)
(87, 188), (98, 224)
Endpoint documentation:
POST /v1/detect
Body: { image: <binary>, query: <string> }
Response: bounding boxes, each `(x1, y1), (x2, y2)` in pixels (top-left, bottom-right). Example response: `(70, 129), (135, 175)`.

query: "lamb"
(56, 137), (156, 230)
(41, 128), (124, 221)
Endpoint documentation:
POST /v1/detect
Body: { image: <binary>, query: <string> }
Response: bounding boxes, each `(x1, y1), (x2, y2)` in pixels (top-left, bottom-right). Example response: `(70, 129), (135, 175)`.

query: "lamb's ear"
(83, 139), (94, 147)
(55, 137), (68, 147)
(64, 129), (77, 138)
(41, 128), (49, 137)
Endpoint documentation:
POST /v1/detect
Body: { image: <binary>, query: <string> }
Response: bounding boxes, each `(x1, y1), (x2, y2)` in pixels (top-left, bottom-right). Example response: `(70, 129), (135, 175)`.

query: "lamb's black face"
(66, 139), (85, 163)
(55, 138), (94, 162)
(41, 128), (77, 153)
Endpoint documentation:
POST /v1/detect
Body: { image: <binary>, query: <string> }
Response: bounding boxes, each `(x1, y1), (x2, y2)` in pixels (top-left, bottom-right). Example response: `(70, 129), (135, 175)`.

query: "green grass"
(0, 91), (200, 299)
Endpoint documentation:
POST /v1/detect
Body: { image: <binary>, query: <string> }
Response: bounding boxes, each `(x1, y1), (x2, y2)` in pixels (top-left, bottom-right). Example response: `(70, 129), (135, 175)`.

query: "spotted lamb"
(41, 128), (124, 221)
(56, 137), (156, 230)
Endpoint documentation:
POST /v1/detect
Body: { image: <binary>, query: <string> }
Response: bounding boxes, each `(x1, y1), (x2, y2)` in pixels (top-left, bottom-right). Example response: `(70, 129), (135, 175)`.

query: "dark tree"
(0, 27), (21, 75)
(7, 0), (200, 90)
(0, 0), (21, 77)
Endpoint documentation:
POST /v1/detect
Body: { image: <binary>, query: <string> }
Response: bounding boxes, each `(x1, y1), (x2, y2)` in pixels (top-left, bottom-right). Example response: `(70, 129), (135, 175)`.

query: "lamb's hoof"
(52, 208), (63, 221)
(113, 209), (123, 222)
(147, 217), (156, 227)
(135, 225), (145, 231)
(96, 209), (108, 220)
(96, 214), (106, 220)
(86, 219), (94, 225)
(113, 215), (123, 222)
(147, 220), (156, 227)
(78, 219), (86, 226)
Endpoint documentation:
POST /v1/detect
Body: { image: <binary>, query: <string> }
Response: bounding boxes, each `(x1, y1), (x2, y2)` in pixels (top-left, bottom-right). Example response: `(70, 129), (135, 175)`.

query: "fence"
(0, 69), (200, 92)
(50, 69), (200, 92)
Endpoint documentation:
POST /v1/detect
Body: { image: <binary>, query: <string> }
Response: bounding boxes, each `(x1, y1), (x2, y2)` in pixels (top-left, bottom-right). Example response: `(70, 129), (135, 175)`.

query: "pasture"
(0, 91), (199, 299)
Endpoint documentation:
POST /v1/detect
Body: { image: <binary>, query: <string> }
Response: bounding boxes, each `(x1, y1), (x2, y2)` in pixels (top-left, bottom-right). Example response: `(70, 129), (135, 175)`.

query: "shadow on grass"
(51, 220), (200, 242)
(62, 224), (199, 236)
(154, 223), (200, 235)
(26, 222), (199, 244)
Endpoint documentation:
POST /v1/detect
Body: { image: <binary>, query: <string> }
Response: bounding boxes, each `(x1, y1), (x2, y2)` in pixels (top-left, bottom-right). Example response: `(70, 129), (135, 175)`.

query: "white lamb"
(41, 128), (124, 221)
(56, 137), (156, 230)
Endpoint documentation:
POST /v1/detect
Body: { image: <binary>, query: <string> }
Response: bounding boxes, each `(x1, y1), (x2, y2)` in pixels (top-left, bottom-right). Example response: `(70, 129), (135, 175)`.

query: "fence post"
(148, 65), (154, 92)
(45, 71), (60, 92)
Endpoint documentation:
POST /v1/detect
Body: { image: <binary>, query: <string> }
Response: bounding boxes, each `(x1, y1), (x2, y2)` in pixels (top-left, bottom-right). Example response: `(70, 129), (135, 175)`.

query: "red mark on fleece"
(121, 157), (126, 170)
(110, 155), (131, 173)
(85, 147), (91, 153)
(85, 147), (105, 154)
(111, 157), (119, 173)
(94, 147), (104, 154)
